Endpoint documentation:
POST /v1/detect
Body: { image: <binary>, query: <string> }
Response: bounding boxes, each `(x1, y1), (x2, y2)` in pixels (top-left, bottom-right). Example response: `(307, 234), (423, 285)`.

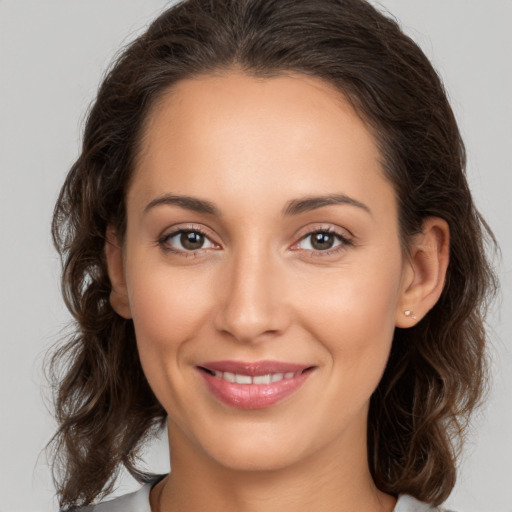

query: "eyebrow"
(143, 193), (372, 217)
(282, 194), (372, 217)
(144, 194), (221, 216)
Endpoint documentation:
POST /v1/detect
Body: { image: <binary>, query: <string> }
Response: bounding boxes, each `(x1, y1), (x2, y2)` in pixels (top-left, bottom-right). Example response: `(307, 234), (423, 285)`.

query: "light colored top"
(79, 481), (456, 512)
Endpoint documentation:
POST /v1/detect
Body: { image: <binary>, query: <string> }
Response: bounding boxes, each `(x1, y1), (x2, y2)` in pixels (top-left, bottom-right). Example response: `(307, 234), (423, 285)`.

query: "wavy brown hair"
(48, 0), (498, 509)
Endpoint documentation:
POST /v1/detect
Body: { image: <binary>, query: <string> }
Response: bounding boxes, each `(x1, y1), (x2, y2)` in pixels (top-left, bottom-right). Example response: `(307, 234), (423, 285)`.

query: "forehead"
(129, 71), (394, 220)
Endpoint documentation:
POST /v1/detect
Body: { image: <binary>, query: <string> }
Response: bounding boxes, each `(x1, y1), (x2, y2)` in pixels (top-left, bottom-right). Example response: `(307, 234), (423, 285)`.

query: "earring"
(404, 310), (417, 320)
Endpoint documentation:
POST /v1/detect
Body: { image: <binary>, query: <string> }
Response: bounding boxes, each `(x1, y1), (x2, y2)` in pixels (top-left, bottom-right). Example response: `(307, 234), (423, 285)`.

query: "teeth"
(253, 374), (271, 384)
(223, 371), (235, 382)
(235, 374), (252, 384)
(209, 370), (303, 384)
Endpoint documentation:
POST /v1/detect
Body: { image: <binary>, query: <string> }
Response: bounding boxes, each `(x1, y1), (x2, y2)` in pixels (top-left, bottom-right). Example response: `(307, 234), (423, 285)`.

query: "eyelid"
(294, 223), (353, 241)
(158, 224), (220, 256)
(157, 223), (354, 258)
(290, 225), (354, 257)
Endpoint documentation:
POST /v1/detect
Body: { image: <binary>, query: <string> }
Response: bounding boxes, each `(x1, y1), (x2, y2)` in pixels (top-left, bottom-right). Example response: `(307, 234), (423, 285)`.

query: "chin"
(191, 421), (317, 473)
(209, 443), (303, 473)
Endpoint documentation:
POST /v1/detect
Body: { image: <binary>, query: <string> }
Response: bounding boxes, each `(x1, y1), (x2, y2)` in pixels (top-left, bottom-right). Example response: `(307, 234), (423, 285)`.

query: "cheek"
(125, 261), (218, 414)
(126, 262), (214, 363)
(296, 254), (403, 376)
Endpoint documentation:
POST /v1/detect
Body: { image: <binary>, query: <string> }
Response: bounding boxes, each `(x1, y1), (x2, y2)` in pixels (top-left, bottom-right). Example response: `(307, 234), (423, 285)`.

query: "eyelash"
(157, 225), (353, 258)
(293, 227), (353, 258)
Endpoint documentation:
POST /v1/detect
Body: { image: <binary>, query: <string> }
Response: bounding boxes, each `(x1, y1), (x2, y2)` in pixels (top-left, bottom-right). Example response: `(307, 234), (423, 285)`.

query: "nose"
(213, 241), (291, 344)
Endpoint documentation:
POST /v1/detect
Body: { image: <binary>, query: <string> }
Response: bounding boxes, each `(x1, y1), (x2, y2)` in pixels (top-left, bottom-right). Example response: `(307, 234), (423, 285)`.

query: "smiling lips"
(198, 360), (315, 409)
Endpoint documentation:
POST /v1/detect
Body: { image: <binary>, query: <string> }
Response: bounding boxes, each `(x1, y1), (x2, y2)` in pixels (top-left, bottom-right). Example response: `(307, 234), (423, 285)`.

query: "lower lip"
(198, 368), (314, 409)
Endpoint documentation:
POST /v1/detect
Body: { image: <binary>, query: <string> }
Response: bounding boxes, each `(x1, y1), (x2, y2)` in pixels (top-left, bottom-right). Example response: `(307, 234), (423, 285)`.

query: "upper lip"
(199, 360), (313, 376)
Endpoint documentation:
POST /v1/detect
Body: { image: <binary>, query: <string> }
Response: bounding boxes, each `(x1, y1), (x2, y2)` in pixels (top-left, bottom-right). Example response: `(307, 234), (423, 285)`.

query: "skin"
(106, 71), (449, 512)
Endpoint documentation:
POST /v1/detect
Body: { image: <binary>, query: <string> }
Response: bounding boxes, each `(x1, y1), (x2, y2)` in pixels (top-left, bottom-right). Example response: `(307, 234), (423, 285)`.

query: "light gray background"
(0, 1), (510, 511)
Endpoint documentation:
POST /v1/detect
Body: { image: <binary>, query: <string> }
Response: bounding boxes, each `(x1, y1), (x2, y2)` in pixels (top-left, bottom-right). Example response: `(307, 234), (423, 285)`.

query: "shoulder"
(71, 482), (153, 512)
(395, 495), (459, 512)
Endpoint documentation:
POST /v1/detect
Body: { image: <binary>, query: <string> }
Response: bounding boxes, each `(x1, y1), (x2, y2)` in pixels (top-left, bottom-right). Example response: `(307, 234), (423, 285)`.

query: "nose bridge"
(214, 234), (288, 343)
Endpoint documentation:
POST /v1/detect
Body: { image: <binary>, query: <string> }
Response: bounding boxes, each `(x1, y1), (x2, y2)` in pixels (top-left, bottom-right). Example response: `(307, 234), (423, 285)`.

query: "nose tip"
(213, 253), (290, 344)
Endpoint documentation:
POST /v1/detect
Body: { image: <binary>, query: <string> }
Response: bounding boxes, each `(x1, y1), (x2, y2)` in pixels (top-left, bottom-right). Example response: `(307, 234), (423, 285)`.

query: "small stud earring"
(404, 310), (417, 320)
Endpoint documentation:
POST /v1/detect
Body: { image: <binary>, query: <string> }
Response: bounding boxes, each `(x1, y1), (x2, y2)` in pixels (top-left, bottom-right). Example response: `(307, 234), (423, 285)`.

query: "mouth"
(199, 366), (311, 384)
(197, 361), (316, 409)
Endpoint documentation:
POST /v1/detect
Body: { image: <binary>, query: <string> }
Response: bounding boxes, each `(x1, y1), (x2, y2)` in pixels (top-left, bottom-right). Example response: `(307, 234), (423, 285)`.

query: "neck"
(151, 421), (396, 512)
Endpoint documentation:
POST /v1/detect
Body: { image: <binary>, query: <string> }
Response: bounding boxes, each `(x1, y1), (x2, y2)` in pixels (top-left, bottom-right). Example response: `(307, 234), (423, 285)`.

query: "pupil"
(312, 232), (334, 250)
(181, 231), (204, 250)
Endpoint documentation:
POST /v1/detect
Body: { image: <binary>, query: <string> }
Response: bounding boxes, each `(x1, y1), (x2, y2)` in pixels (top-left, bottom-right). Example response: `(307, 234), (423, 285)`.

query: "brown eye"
(160, 229), (217, 253)
(180, 231), (205, 250)
(295, 229), (352, 255)
(310, 232), (336, 250)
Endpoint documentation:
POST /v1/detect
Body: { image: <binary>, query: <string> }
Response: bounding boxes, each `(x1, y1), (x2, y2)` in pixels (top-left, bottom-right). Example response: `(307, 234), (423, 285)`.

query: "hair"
(48, 0), (498, 509)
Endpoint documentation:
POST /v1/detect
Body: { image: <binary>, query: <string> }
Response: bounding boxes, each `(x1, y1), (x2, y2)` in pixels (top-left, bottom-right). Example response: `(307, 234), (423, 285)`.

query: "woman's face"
(112, 71), (414, 472)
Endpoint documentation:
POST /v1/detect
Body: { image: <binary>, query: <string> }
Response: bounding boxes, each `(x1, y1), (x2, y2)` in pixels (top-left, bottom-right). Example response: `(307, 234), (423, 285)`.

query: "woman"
(48, 0), (497, 511)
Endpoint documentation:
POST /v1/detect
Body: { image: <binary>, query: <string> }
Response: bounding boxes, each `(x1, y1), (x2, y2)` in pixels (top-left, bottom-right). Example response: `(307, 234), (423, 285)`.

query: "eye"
(159, 228), (218, 254)
(294, 228), (352, 256)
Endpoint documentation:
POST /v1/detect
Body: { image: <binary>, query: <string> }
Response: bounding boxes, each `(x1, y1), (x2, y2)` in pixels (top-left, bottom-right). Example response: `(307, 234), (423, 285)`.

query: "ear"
(104, 226), (132, 319)
(395, 217), (450, 327)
